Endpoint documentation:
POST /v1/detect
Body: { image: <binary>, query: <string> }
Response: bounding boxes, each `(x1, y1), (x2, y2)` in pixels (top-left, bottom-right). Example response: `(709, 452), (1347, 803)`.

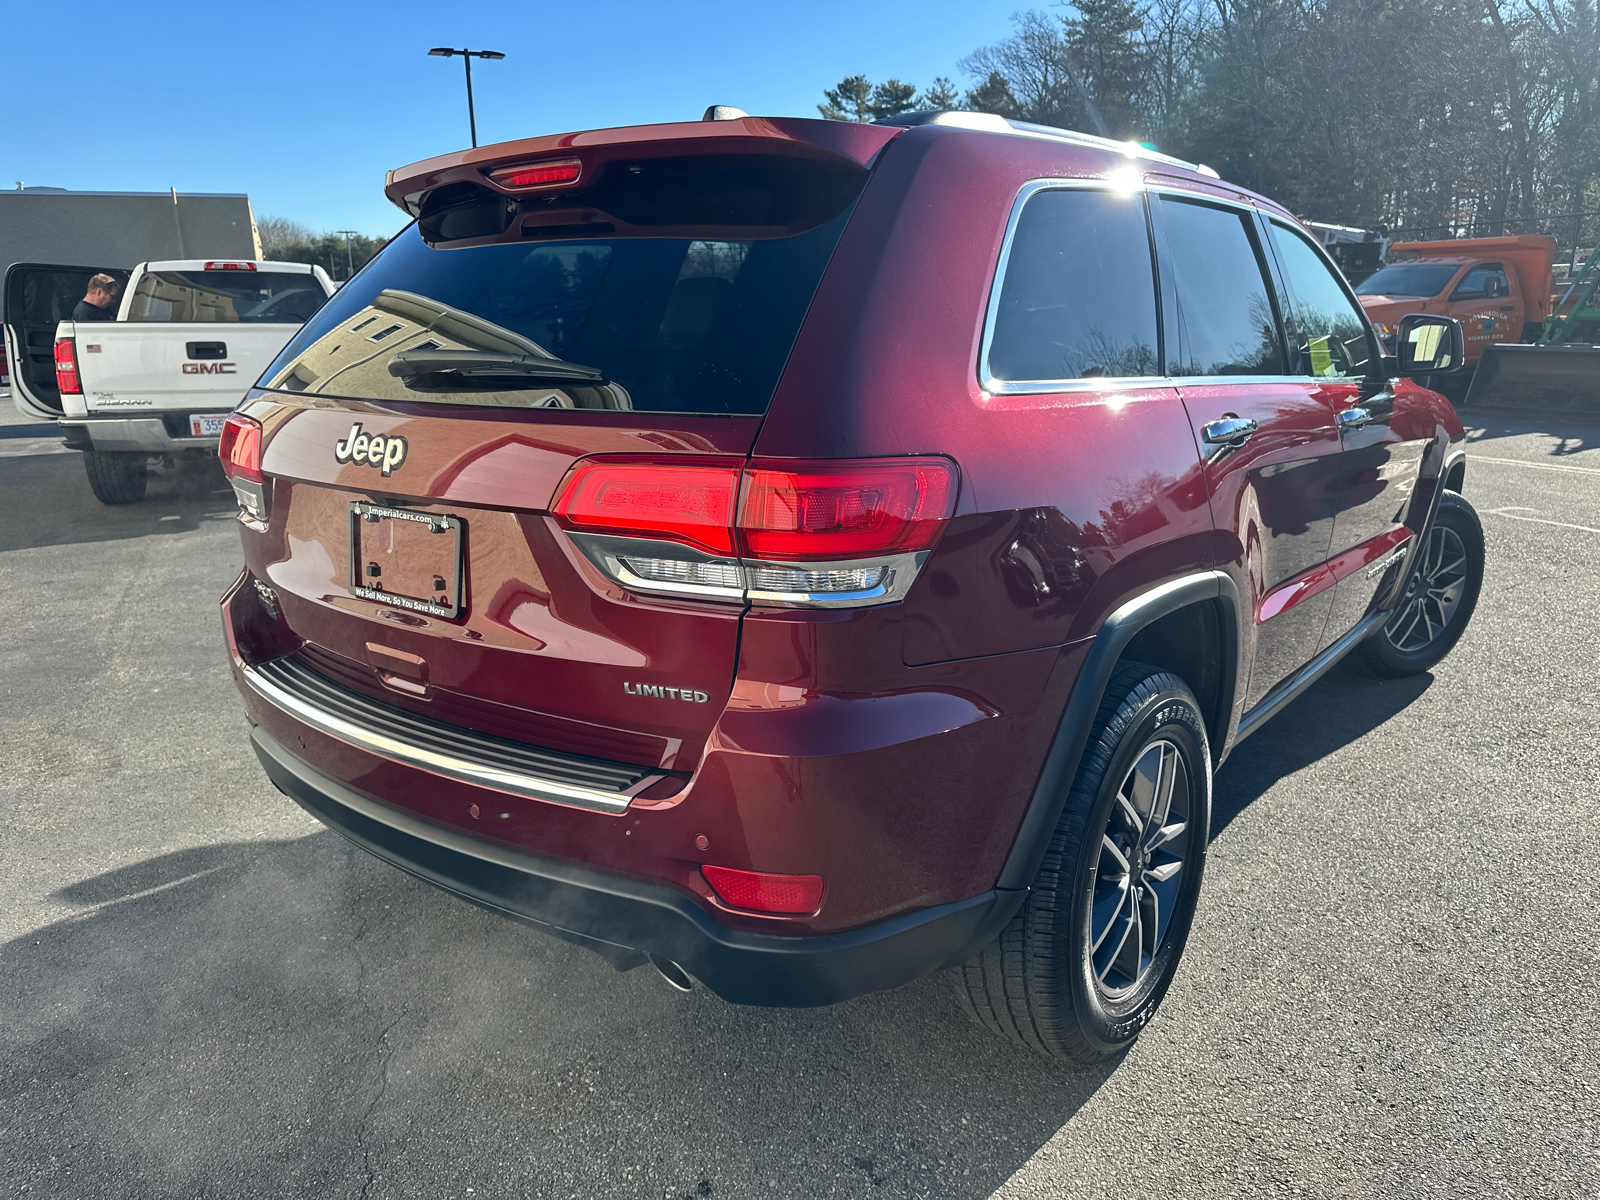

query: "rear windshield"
(127, 270), (325, 323)
(258, 204), (857, 415)
(1354, 263), (1460, 298)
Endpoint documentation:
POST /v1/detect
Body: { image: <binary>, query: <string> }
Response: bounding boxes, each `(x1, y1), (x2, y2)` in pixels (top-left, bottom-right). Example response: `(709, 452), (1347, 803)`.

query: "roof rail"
(872, 110), (1204, 175)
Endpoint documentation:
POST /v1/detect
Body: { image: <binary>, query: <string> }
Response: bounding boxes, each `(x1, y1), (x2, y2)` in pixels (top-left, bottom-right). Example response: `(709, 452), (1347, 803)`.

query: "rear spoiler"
(384, 116), (904, 219)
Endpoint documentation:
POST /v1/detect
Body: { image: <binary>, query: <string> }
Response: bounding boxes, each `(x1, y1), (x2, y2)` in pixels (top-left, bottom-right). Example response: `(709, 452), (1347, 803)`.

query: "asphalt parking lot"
(2, 404), (1597, 1200)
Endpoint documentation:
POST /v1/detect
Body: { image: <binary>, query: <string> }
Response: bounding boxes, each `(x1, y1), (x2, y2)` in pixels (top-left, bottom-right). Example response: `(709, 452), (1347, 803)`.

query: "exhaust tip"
(649, 954), (693, 992)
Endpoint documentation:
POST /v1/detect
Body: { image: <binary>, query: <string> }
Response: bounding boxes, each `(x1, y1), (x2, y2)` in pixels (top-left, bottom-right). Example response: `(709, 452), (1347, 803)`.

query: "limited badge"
(333, 422), (408, 477)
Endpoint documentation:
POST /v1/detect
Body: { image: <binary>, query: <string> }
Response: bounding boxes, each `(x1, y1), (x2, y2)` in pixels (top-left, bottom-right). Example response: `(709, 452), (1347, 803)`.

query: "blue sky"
(7, 0), (1029, 237)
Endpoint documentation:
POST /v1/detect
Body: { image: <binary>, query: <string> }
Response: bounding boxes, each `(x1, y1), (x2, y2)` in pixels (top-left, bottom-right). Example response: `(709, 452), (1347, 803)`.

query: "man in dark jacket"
(72, 274), (120, 322)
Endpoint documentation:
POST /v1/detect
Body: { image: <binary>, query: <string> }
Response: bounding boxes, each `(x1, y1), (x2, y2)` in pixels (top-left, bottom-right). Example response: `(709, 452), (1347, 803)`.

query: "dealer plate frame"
(346, 502), (465, 619)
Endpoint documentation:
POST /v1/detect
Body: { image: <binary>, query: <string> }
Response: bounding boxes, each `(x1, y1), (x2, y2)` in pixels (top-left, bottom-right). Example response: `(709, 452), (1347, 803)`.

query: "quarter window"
(986, 188), (1160, 384)
(1268, 222), (1377, 379)
(1157, 198), (1284, 377)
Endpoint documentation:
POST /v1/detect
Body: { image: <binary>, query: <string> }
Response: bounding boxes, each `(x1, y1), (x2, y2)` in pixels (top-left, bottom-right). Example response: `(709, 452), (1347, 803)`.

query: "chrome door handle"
(1337, 407), (1373, 429)
(1201, 415), (1258, 445)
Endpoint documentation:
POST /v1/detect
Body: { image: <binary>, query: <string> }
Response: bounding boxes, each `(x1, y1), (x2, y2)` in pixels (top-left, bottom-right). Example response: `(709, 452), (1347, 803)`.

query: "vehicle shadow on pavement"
(2, 832), (1119, 1199)
(1211, 667), (1434, 840)
(0, 450), (236, 552)
(1459, 409), (1596, 455)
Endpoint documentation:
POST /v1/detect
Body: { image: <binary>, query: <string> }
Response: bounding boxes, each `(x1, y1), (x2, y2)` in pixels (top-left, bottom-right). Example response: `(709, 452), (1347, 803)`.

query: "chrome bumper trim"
(241, 661), (658, 814)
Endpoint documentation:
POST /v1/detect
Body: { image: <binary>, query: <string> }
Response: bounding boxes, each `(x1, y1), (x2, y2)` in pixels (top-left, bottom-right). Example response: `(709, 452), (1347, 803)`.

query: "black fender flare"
(995, 569), (1241, 892)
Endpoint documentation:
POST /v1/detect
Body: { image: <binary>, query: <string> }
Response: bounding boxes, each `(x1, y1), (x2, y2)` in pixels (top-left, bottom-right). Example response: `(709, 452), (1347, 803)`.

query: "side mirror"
(1392, 313), (1464, 376)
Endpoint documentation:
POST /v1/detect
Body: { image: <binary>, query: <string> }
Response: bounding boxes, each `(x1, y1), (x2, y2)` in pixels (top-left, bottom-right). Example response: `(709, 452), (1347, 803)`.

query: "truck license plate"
(347, 502), (464, 619)
(190, 414), (228, 437)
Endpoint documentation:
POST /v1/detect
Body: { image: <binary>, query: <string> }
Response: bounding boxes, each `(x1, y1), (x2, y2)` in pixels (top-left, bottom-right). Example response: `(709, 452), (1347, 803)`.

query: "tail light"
(219, 414), (267, 521)
(701, 865), (825, 916)
(54, 338), (80, 394)
(552, 456), (958, 608)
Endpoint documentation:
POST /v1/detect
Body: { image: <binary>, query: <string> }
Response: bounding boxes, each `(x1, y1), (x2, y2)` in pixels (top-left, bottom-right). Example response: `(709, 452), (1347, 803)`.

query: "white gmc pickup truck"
(40, 259), (334, 503)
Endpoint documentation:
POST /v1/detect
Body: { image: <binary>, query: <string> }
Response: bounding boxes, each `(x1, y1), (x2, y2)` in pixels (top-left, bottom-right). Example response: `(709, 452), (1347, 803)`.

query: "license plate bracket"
(347, 502), (465, 619)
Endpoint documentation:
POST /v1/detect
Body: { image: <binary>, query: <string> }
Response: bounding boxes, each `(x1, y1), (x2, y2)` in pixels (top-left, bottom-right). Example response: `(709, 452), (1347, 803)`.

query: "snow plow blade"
(1464, 343), (1600, 413)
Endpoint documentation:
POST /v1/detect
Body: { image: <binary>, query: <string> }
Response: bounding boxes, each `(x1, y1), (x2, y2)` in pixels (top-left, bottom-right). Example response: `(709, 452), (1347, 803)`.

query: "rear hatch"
(240, 121), (895, 774)
(3, 263), (131, 418)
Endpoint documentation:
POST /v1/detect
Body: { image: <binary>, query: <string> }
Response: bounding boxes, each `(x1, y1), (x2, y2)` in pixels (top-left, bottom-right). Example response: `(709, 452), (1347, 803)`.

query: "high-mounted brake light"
(219, 414), (268, 522)
(551, 455), (959, 608)
(552, 458), (741, 556)
(53, 337), (80, 394)
(488, 158), (583, 190)
(204, 261), (256, 271)
(701, 865), (825, 916)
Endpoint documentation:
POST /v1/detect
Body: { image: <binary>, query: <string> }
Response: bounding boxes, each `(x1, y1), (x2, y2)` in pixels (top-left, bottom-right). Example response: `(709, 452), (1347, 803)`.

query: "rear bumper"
(60, 415), (221, 453)
(251, 726), (1020, 1006)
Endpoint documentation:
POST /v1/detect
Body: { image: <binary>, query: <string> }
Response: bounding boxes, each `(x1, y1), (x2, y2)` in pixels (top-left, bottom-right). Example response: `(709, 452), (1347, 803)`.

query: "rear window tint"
(127, 271), (324, 323)
(261, 179), (861, 416)
(986, 188), (1160, 383)
(1159, 198), (1284, 378)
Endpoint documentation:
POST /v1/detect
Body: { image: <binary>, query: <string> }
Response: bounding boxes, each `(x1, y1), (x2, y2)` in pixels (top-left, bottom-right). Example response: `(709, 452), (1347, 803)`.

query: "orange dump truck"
(1355, 235), (1556, 366)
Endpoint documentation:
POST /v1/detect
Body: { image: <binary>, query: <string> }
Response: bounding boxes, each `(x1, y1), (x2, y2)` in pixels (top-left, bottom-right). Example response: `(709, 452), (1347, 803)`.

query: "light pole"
(427, 47), (505, 148)
(335, 230), (359, 281)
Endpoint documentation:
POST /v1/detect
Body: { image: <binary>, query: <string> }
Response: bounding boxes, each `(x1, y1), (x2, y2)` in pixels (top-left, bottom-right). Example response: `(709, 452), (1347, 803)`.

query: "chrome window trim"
(240, 662), (656, 814)
(978, 178), (1170, 397)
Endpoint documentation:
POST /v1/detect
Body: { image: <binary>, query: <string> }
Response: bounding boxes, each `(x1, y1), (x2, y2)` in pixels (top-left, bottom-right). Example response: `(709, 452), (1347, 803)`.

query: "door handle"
(1201, 415), (1258, 445)
(1498, 305), (1514, 312)
(1337, 406), (1373, 429)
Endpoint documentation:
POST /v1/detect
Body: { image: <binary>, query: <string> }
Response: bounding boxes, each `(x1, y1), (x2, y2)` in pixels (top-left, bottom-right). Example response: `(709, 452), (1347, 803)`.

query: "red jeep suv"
(220, 111), (1482, 1061)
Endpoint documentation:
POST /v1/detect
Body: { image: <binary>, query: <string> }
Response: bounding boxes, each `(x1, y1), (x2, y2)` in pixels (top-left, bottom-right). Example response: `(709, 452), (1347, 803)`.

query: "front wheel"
(952, 664), (1211, 1061)
(1355, 490), (1484, 678)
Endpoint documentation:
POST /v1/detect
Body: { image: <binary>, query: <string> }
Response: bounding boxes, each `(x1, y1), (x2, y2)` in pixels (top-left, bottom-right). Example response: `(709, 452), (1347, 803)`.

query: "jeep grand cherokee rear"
(221, 112), (1478, 1061)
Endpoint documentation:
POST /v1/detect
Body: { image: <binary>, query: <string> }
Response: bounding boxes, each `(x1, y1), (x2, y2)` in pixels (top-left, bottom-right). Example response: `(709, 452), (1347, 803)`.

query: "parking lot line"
(1469, 453), (1600, 476)
(1481, 505), (1600, 534)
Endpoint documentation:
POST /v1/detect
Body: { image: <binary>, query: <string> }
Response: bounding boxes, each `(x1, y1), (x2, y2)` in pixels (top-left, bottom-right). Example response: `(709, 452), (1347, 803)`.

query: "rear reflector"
(204, 261), (257, 271)
(738, 459), (957, 561)
(53, 337), (80, 394)
(701, 865), (825, 915)
(553, 458), (741, 556)
(488, 158), (583, 189)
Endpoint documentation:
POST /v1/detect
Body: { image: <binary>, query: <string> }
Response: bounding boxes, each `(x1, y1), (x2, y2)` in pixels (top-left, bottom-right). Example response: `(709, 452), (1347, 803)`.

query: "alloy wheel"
(1089, 739), (1193, 998)
(1385, 526), (1469, 652)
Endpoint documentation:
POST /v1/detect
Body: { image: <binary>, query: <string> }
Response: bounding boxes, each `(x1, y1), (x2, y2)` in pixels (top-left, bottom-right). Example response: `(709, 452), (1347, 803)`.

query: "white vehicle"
(13, 259), (333, 503)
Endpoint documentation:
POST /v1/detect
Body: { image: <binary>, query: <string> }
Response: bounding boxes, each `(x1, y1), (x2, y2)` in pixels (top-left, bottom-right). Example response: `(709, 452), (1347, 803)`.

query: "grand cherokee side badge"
(334, 422), (408, 477)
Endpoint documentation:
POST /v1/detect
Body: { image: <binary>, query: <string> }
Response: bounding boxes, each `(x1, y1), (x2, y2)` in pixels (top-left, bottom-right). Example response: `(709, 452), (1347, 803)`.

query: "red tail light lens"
(552, 458), (741, 555)
(219, 415), (263, 483)
(738, 458), (957, 560)
(488, 158), (583, 189)
(54, 338), (80, 394)
(701, 865), (825, 915)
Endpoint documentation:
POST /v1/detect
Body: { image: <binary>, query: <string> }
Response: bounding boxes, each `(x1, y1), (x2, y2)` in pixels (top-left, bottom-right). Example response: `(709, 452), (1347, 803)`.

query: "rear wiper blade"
(388, 349), (607, 385)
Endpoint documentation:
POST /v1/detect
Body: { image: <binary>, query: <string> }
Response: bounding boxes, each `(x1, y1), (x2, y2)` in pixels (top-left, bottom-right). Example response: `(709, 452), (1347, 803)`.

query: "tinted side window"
(986, 188), (1159, 383)
(1268, 222), (1378, 379)
(1158, 198), (1283, 377)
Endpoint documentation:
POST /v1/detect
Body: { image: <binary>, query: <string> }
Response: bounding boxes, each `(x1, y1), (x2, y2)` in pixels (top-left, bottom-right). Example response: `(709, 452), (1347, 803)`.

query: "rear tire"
(1355, 490), (1483, 678)
(82, 450), (149, 505)
(952, 664), (1211, 1062)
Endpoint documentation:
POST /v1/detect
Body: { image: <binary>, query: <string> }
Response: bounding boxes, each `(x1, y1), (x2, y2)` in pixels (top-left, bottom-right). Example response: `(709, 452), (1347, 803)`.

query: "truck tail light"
(54, 338), (80, 394)
(551, 456), (958, 608)
(219, 414), (267, 521)
(701, 865), (825, 915)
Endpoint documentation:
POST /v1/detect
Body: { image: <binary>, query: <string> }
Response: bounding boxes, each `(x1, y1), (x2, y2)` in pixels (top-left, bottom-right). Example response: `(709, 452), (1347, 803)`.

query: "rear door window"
(127, 270), (325, 323)
(984, 186), (1160, 385)
(1157, 197), (1284, 378)
(1267, 221), (1379, 379)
